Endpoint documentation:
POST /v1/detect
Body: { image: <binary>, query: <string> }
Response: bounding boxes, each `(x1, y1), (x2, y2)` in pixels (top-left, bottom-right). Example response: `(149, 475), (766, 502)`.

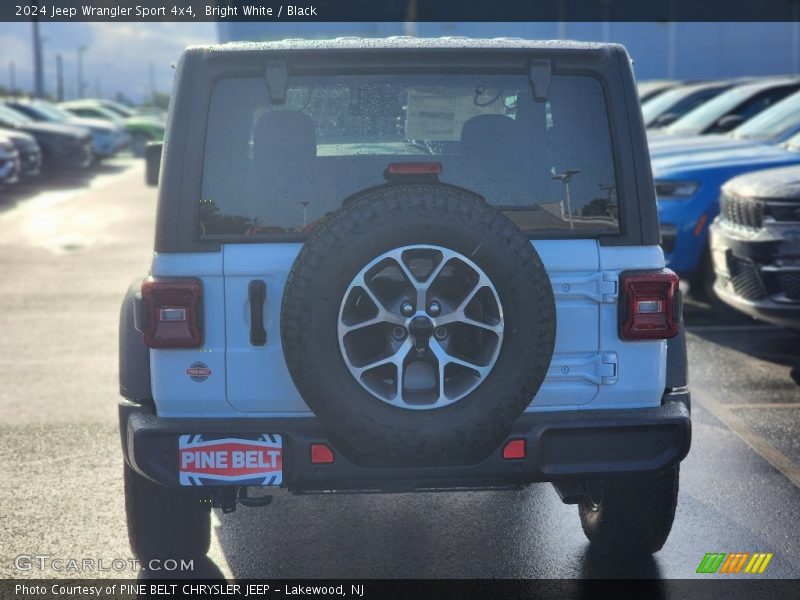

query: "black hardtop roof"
(185, 36), (623, 57)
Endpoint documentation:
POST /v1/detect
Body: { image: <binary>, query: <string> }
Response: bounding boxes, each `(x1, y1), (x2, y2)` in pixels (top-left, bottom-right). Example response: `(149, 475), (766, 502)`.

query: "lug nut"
(434, 326), (448, 340)
(392, 326), (407, 340)
(400, 302), (414, 316)
(428, 301), (441, 316)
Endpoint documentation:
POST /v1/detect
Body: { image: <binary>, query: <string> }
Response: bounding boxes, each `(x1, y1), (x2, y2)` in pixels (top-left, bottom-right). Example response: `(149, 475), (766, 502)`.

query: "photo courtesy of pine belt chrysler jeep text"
(119, 38), (691, 562)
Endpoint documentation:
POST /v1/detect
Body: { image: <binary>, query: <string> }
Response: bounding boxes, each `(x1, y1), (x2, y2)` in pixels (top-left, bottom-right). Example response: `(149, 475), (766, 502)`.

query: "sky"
(0, 22), (216, 102)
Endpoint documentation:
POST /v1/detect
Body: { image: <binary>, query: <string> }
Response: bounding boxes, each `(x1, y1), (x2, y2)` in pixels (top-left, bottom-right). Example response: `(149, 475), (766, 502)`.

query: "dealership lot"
(0, 158), (798, 579)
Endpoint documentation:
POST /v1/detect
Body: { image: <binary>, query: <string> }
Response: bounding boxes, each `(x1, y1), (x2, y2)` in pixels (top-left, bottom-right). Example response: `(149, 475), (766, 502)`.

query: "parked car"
(120, 39), (690, 561)
(641, 80), (738, 128)
(0, 104), (92, 172)
(91, 98), (137, 118)
(649, 88), (800, 160)
(710, 163), (800, 330)
(653, 138), (800, 300)
(134, 105), (168, 123)
(638, 79), (680, 103)
(97, 99), (167, 124)
(0, 133), (21, 188)
(656, 77), (800, 137)
(60, 99), (164, 157)
(5, 99), (127, 162)
(0, 127), (42, 179)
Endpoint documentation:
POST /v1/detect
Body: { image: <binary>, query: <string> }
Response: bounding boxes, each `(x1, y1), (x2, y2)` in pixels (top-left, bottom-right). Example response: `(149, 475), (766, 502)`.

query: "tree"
(581, 197), (612, 218)
(148, 92), (171, 110)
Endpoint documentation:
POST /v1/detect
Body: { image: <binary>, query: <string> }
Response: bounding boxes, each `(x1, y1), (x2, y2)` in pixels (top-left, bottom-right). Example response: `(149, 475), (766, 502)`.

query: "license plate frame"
(178, 433), (283, 487)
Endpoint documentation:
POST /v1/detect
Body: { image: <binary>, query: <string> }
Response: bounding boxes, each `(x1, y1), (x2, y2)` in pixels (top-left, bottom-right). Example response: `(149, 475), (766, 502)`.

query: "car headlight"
(655, 180), (700, 199)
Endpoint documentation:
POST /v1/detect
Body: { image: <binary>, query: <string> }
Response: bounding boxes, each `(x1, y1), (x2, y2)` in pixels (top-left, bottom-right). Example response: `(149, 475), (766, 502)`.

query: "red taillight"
(141, 278), (203, 348)
(502, 439), (526, 460)
(386, 162), (443, 175)
(619, 270), (681, 340)
(310, 443), (335, 464)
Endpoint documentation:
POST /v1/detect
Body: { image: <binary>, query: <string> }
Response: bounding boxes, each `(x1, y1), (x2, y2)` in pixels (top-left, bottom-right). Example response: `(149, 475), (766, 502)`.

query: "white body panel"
(150, 241), (667, 417)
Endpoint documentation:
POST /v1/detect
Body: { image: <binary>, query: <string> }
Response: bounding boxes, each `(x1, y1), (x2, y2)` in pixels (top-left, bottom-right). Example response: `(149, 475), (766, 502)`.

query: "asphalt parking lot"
(0, 157), (799, 580)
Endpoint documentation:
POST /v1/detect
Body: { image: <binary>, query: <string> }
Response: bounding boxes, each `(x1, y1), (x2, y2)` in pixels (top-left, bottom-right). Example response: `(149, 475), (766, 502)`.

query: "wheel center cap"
(408, 315), (434, 349)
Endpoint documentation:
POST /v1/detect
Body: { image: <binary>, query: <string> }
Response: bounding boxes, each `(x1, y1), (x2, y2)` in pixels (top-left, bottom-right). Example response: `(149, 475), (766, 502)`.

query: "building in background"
(217, 22), (800, 81)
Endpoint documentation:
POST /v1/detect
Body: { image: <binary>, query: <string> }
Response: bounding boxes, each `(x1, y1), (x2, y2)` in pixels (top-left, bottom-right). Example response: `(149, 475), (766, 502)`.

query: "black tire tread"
(578, 466), (680, 554)
(124, 462), (211, 561)
(281, 184), (555, 466)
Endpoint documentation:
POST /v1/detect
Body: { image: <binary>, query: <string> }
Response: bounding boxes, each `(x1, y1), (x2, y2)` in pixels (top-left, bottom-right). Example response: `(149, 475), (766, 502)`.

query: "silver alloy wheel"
(337, 245), (504, 410)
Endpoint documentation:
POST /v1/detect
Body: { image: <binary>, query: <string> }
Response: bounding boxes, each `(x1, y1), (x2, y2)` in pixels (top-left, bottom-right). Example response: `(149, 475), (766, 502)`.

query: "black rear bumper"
(120, 391), (691, 493)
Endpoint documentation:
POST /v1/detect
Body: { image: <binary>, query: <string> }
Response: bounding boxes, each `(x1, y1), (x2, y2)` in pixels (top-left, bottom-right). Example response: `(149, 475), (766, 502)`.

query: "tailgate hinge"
(548, 353), (618, 385)
(551, 272), (618, 304)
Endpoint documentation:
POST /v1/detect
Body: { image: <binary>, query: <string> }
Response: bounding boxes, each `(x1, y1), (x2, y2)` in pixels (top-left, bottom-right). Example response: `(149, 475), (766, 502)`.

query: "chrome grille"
(720, 193), (764, 230)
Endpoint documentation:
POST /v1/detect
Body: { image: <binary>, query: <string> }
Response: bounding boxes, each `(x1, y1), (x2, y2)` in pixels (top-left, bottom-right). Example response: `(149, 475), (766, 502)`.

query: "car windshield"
(781, 129), (800, 151)
(666, 84), (765, 134)
(641, 86), (703, 123)
(731, 90), (800, 141)
(199, 73), (620, 238)
(0, 104), (32, 126)
(33, 102), (76, 121)
(15, 101), (72, 122)
(102, 102), (135, 118)
(62, 103), (124, 124)
(638, 81), (671, 100)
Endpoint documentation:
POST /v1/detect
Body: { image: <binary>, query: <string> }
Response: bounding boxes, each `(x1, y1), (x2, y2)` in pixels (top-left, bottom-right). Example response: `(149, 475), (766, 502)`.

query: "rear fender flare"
(119, 277), (153, 403)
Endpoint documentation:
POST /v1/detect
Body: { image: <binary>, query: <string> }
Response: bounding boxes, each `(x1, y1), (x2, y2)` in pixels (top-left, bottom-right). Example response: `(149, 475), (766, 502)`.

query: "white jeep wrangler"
(119, 38), (690, 562)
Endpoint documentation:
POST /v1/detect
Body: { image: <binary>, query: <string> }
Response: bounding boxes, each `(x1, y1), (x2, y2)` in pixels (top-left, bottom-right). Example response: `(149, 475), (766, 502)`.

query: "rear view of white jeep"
(119, 38), (690, 563)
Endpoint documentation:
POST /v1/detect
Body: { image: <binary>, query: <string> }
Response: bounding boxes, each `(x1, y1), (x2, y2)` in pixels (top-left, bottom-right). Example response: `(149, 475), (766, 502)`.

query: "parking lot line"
(728, 403), (800, 410)
(686, 324), (779, 333)
(698, 392), (800, 489)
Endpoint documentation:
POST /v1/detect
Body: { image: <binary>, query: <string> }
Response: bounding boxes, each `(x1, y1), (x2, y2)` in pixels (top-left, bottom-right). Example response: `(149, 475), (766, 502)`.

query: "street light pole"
(564, 179), (574, 230)
(600, 0), (611, 42)
(77, 45), (88, 99)
(551, 169), (580, 230)
(149, 61), (157, 103)
(32, 18), (44, 98)
(56, 54), (64, 101)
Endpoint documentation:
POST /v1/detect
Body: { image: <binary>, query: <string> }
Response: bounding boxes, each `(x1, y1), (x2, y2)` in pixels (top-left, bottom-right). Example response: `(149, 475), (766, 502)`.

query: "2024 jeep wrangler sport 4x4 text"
(119, 38), (691, 562)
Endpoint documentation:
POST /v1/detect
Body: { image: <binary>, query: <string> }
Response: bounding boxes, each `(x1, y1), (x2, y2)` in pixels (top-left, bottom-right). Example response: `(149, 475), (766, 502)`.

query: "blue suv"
(655, 131), (800, 297)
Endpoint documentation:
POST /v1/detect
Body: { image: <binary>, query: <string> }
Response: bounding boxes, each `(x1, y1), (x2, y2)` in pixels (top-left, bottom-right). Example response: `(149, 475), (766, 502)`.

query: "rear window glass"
(199, 73), (619, 238)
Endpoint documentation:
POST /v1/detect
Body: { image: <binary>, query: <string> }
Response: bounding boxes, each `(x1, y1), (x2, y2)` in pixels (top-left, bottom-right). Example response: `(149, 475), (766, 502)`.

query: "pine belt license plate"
(178, 434), (282, 486)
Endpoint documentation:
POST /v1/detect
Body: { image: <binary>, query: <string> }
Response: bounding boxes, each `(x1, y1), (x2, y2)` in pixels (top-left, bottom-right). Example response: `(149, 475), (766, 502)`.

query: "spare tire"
(281, 184), (555, 466)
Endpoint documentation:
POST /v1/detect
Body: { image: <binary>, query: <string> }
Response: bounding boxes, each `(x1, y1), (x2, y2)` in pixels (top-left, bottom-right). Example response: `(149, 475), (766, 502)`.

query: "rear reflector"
(310, 444), (335, 464)
(141, 278), (203, 348)
(502, 439), (526, 460)
(619, 270), (681, 340)
(386, 162), (443, 175)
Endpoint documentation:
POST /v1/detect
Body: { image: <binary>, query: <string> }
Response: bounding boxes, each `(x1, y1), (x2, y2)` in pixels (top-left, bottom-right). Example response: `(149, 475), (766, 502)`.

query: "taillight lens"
(619, 270), (680, 340)
(141, 278), (203, 348)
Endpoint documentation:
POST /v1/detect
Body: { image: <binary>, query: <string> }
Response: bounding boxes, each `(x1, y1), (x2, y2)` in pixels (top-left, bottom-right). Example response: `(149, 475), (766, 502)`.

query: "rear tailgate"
(150, 240), (667, 416)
